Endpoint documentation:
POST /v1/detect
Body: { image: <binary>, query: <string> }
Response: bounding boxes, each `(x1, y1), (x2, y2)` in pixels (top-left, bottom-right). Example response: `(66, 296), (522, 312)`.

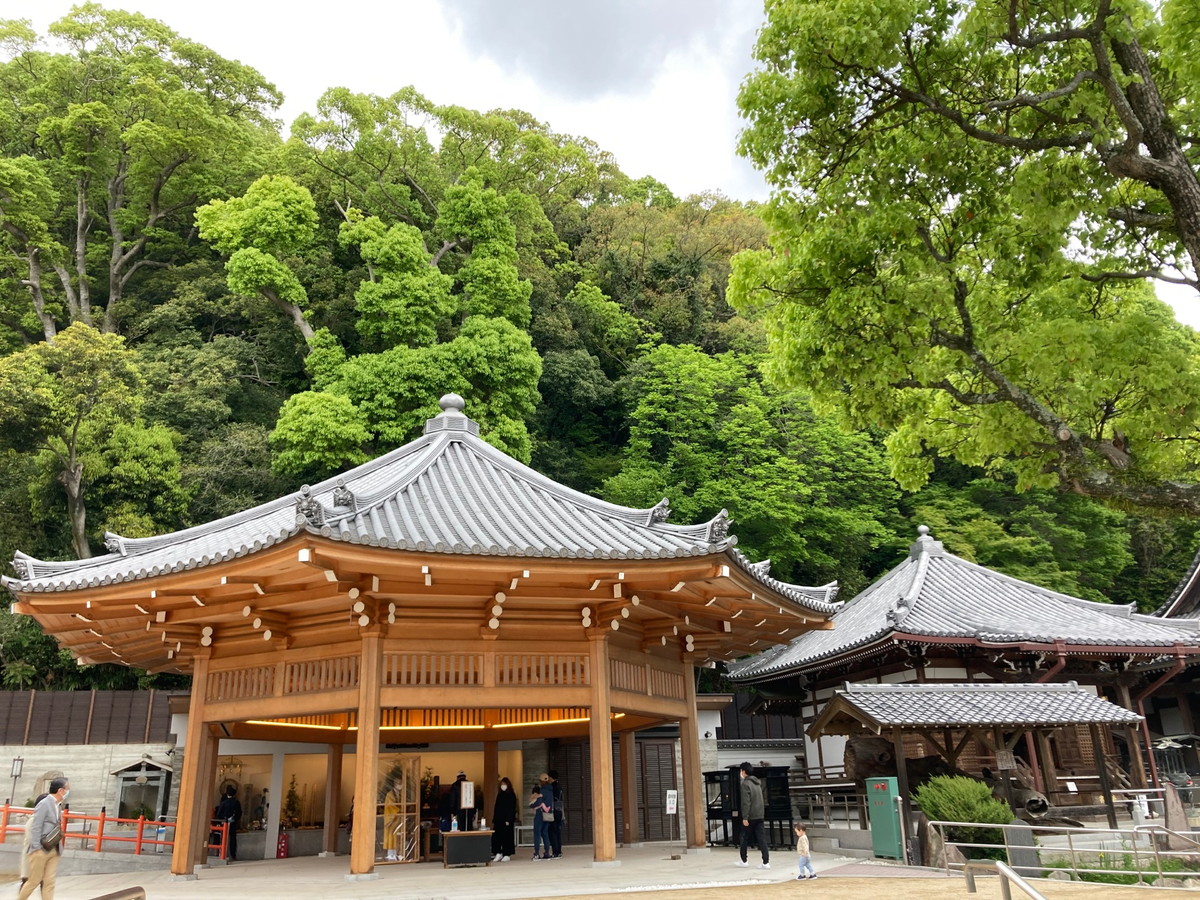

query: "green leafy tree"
(732, 0), (1200, 515)
(605, 345), (902, 591)
(0, 6), (280, 334)
(0, 324), (142, 557)
(337, 212), (453, 350)
(196, 175), (319, 342)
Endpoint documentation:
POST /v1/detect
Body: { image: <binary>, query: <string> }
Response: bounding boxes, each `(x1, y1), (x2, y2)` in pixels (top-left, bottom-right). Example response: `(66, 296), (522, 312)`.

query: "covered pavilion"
(3, 394), (840, 879)
(808, 681), (1144, 832)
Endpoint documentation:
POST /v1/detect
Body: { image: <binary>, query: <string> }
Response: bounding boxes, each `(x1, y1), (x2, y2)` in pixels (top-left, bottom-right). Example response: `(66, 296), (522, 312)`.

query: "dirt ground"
(565, 875), (1193, 900)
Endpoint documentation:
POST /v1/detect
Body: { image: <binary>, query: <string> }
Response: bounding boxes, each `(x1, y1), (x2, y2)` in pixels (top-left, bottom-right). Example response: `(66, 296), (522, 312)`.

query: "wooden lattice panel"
(383, 653), (483, 686)
(206, 665), (275, 701)
(496, 654), (589, 686)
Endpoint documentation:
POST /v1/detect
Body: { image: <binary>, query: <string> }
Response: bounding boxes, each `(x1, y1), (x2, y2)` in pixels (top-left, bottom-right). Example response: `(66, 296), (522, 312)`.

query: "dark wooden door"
(554, 736), (678, 845)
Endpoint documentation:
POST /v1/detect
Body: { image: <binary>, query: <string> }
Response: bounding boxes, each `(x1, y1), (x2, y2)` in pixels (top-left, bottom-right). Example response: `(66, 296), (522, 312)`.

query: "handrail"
(963, 859), (1047, 900)
(0, 802), (228, 858)
(86, 889), (146, 900)
(1134, 822), (1200, 850)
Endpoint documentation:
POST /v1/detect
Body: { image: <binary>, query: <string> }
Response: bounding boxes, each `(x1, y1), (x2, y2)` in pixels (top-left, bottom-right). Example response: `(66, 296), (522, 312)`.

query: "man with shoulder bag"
(21, 777), (68, 900)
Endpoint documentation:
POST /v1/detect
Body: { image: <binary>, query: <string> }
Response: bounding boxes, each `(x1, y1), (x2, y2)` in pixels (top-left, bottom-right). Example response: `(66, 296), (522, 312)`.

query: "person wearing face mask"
(490, 777), (516, 862)
(21, 777), (68, 900)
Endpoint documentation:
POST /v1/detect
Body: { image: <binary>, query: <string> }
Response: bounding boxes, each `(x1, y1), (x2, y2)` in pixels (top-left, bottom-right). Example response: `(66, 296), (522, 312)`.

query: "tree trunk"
(22, 246), (57, 343)
(61, 459), (91, 560)
(74, 176), (93, 326)
(264, 288), (315, 343)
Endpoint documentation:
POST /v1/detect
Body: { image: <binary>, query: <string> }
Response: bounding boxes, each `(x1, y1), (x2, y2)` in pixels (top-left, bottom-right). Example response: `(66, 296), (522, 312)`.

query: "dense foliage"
(733, 0), (1200, 514)
(0, 4), (1197, 689)
(913, 775), (1013, 861)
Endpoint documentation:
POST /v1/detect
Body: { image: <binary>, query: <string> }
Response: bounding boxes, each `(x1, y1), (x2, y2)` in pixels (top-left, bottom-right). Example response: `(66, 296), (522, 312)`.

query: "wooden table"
(442, 830), (493, 868)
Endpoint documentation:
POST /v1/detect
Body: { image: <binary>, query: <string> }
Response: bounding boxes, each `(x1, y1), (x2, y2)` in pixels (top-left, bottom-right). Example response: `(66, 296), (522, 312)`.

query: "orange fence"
(0, 803), (229, 858)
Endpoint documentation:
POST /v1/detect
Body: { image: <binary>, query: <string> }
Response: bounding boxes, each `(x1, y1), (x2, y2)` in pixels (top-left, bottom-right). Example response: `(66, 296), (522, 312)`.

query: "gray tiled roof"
(815, 682), (1142, 730)
(3, 395), (838, 612)
(730, 526), (1200, 682)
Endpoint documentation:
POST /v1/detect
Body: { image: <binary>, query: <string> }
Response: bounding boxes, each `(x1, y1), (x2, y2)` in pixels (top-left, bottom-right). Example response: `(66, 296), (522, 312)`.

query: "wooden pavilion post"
(349, 629), (383, 877)
(171, 648), (213, 877)
(588, 632), (617, 864)
(483, 739), (498, 824)
(680, 661), (705, 850)
(1090, 724), (1119, 829)
(618, 730), (639, 846)
(1116, 683), (1149, 789)
(322, 743), (344, 855)
(891, 729), (914, 864)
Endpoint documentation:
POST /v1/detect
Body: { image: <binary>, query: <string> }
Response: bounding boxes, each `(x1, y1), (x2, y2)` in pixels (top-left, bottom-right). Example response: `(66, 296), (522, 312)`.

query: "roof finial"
(426, 393), (479, 436)
(909, 523), (944, 558)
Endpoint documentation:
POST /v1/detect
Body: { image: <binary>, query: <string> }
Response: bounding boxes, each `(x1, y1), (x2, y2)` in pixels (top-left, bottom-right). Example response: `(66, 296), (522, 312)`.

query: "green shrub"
(914, 775), (1014, 861)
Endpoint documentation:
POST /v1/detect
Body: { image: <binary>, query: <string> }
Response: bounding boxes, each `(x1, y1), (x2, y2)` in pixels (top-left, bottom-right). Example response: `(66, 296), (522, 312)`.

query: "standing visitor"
(215, 786), (241, 861)
(528, 784), (550, 860)
(20, 778), (68, 900)
(735, 761), (769, 869)
(490, 777), (517, 862)
(544, 770), (564, 859)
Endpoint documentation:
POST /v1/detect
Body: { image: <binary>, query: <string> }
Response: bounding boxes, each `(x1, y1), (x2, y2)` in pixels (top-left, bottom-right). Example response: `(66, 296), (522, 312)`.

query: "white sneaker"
(735, 860), (749, 867)
(493, 853), (502, 862)
(501, 855), (510, 862)
(759, 862), (771, 869)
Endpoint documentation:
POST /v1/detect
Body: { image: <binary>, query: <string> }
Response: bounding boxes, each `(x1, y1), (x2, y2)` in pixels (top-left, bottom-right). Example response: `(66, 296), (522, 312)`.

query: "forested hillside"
(0, 5), (1197, 690)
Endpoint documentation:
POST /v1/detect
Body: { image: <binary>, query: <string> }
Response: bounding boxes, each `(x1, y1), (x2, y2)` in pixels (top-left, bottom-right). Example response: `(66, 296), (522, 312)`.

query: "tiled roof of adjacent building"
(3, 395), (838, 614)
(729, 526), (1200, 683)
(813, 682), (1142, 732)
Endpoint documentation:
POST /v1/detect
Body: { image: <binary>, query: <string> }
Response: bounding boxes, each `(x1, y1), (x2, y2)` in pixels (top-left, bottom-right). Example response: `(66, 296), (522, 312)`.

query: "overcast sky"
(2, 0), (768, 201)
(5, 0), (1198, 325)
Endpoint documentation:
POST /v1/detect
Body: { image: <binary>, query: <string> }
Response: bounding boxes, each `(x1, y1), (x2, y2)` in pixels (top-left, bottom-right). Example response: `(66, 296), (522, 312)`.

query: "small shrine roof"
(730, 526), (1200, 683)
(5, 395), (836, 614)
(809, 681), (1142, 737)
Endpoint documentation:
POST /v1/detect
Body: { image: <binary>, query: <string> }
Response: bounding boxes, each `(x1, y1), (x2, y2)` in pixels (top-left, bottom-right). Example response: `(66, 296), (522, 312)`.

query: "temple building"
(729, 526), (1200, 803)
(4, 394), (838, 879)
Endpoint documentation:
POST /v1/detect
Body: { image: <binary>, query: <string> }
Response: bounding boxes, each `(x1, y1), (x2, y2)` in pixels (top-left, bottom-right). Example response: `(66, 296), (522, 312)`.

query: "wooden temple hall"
(3, 394), (839, 878)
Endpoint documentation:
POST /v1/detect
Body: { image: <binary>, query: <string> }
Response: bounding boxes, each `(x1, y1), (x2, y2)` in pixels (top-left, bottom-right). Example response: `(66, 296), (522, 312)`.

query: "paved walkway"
(0, 844), (1188, 899)
(0, 844), (935, 899)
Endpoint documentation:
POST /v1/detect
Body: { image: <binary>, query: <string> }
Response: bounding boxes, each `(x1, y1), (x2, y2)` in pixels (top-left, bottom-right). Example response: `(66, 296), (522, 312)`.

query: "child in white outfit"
(795, 823), (816, 879)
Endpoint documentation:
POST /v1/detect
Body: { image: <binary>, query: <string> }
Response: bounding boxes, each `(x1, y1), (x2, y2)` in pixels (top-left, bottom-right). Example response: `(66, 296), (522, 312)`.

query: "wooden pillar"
(1033, 730), (1060, 805)
(680, 661), (705, 849)
(171, 649), (213, 877)
(483, 740), (499, 824)
(322, 743), (344, 855)
(891, 729), (913, 863)
(1091, 724), (1119, 829)
(618, 729), (639, 845)
(349, 629), (383, 876)
(1117, 683), (1149, 789)
(588, 633), (617, 863)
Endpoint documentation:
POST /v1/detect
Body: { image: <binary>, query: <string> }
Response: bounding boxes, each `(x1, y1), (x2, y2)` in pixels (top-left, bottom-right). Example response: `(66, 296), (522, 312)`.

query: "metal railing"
(0, 803), (230, 858)
(790, 782), (865, 828)
(929, 818), (1200, 888)
(963, 859), (1047, 900)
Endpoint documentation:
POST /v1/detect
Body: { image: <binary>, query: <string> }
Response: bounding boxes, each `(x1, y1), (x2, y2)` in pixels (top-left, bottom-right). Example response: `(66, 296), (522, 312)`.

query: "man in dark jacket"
(736, 761), (769, 869)
(215, 785), (242, 861)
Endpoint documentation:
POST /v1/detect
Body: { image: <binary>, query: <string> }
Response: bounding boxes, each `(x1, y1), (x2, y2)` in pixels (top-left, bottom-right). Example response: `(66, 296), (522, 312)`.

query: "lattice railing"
(383, 653), (483, 686)
(206, 665), (274, 701)
(497, 654), (589, 686)
(283, 655), (359, 694)
(610, 658), (648, 694)
(649, 666), (686, 701)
